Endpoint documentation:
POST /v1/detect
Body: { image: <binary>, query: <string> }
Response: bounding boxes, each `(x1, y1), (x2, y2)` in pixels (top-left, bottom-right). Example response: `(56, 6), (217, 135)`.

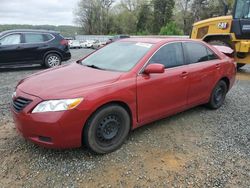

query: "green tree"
(0, 24), (82, 37)
(174, 0), (234, 35)
(153, 0), (175, 34)
(109, 5), (138, 34)
(137, 3), (153, 33)
(159, 22), (183, 35)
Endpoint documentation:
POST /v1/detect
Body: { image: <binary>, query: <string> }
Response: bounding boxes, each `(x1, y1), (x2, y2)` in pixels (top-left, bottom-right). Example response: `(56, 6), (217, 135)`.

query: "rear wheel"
(207, 80), (228, 109)
(83, 104), (130, 154)
(44, 53), (62, 68)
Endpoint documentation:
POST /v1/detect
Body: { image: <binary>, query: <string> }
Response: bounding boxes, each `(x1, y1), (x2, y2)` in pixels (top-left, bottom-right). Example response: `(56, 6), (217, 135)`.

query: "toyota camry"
(11, 38), (236, 154)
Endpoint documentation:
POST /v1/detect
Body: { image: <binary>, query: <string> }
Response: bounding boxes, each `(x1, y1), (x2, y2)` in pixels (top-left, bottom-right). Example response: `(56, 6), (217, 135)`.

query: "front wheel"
(44, 53), (62, 68)
(83, 105), (130, 154)
(207, 80), (228, 109)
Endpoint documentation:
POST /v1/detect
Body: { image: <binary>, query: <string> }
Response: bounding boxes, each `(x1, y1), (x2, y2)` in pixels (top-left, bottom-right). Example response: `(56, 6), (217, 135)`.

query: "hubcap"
(96, 115), (120, 143)
(48, 56), (60, 67)
(214, 86), (224, 103)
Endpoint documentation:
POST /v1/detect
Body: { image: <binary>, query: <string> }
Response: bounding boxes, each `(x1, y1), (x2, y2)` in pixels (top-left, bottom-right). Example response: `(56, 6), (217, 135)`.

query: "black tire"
(207, 80), (228, 109)
(83, 104), (130, 154)
(44, 53), (62, 68)
(237, 63), (246, 69)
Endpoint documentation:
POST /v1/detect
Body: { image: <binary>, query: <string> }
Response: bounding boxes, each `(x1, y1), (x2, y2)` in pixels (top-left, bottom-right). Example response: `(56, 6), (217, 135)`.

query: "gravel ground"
(0, 49), (249, 187)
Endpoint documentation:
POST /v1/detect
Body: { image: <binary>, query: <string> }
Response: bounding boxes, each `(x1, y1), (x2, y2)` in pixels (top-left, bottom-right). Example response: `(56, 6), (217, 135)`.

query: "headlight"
(32, 98), (83, 113)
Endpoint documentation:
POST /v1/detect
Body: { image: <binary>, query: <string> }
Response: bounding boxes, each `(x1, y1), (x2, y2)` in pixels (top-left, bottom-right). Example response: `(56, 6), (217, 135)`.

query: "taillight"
(60, 39), (68, 46)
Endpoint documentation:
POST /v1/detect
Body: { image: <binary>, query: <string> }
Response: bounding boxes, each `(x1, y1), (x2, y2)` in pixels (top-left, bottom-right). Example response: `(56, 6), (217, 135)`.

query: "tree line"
(75, 0), (234, 35)
(0, 25), (83, 37)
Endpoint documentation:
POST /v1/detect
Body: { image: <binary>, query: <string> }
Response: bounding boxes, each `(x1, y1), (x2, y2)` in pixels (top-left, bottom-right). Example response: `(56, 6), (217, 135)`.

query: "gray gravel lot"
(0, 49), (249, 187)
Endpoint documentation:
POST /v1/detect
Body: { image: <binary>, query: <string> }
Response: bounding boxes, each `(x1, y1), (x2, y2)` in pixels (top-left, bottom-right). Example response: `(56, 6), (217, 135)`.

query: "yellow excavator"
(191, 0), (250, 69)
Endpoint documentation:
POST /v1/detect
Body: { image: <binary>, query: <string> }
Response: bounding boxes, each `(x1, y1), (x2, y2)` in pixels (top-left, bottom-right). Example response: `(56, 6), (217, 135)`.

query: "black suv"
(0, 29), (71, 68)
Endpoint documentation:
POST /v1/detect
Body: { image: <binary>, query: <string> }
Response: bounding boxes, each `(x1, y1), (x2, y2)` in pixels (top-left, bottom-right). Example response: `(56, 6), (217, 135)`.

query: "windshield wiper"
(85, 64), (105, 70)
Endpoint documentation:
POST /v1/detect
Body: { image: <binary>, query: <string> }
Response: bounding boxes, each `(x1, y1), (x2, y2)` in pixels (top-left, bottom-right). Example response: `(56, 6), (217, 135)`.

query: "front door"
(137, 42), (189, 124)
(0, 33), (23, 64)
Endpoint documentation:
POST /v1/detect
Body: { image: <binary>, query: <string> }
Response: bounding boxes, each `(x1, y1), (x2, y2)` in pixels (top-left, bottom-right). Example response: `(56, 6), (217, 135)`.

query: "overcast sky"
(0, 0), (80, 26)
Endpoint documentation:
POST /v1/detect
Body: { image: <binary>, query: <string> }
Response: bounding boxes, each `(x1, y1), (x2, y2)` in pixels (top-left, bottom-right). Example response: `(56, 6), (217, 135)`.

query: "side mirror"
(144, 64), (165, 74)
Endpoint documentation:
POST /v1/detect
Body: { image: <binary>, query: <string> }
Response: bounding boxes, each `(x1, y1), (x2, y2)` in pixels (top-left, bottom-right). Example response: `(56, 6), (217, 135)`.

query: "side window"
(43, 34), (53, 41)
(149, 43), (185, 68)
(184, 42), (209, 64)
(207, 49), (219, 60)
(24, 33), (45, 43)
(0, 34), (21, 45)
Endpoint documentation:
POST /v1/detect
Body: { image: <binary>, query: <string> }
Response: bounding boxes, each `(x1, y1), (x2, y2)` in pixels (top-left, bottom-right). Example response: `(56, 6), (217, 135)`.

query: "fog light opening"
(38, 136), (52, 143)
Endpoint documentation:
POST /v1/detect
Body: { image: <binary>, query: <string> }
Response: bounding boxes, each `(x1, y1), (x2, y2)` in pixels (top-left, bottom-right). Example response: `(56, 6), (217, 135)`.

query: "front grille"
(12, 97), (32, 112)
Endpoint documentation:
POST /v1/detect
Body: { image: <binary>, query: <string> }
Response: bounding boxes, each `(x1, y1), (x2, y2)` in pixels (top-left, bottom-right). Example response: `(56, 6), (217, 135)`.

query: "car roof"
(0, 29), (59, 36)
(120, 37), (195, 44)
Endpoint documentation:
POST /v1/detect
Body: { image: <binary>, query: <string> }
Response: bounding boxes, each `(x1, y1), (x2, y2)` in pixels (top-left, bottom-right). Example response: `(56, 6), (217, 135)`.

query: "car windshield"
(81, 41), (153, 72)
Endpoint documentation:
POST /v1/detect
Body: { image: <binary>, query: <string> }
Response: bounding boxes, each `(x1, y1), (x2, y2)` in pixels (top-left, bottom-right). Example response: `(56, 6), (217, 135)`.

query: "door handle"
(180, 71), (188, 78)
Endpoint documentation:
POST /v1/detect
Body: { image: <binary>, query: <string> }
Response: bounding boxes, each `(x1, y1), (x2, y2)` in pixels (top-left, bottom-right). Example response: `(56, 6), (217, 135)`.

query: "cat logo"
(218, 22), (228, 30)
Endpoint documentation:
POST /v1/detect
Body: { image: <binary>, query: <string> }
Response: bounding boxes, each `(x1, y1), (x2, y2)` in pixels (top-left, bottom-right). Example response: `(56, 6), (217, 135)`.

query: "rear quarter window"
(43, 34), (54, 41)
(207, 48), (219, 60)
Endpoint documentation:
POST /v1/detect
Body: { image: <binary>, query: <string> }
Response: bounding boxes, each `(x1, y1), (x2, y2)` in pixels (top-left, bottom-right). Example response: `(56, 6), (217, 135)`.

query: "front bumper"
(11, 89), (86, 149)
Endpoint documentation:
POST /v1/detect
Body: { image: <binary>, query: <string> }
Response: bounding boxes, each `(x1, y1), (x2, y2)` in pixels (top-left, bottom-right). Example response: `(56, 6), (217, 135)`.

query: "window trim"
(138, 41), (186, 75)
(206, 48), (219, 61)
(0, 32), (55, 45)
(182, 41), (220, 65)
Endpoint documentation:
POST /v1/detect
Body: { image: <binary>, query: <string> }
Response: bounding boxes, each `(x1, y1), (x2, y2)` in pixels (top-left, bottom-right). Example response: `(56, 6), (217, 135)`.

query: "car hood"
(17, 63), (122, 99)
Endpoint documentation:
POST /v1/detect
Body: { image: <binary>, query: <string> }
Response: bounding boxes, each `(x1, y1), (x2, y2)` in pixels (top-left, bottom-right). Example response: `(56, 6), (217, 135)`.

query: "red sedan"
(11, 38), (236, 154)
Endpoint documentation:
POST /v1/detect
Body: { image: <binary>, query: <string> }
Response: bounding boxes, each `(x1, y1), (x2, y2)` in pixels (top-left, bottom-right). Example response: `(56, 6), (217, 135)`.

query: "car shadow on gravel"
(0, 65), (44, 73)
(13, 105), (208, 158)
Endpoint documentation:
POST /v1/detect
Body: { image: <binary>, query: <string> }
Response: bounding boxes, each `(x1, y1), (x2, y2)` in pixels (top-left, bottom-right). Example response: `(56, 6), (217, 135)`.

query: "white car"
(69, 40), (81, 49)
(85, 40), (95, 48)
(92, 40), (107, 49)
(80, 41), (87, 48)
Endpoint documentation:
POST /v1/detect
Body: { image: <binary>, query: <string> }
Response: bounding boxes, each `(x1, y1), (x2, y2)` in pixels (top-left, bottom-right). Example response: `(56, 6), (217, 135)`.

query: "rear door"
(183, 42), (221, 106)
(137, 42), (189, 124)
(21, 33), (52, 61)
(0, 33), (23, 64)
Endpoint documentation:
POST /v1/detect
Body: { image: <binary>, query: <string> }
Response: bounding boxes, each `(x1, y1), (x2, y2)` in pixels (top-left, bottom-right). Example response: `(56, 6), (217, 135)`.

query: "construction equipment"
(191, 0), (250, 69)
